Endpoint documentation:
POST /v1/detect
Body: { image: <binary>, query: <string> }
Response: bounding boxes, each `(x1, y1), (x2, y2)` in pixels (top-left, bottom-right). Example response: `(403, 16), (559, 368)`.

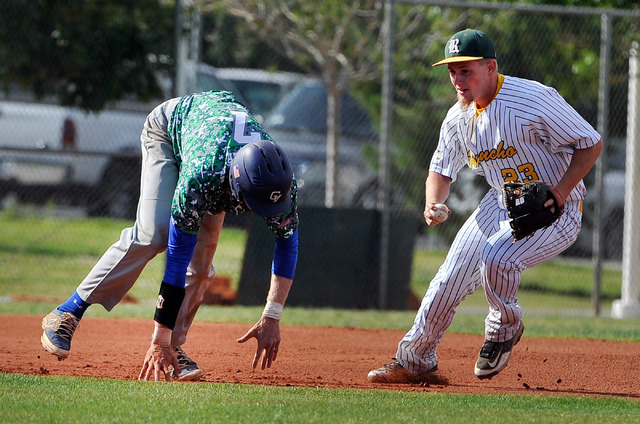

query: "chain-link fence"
(1, 1), (638, 312)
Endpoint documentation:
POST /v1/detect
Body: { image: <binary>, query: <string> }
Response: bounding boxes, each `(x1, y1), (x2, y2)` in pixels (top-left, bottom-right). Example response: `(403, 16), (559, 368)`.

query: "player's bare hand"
(545, 187), (565, 213)
(237, 316), (281, 370)
(424, 203), (451, 226)
(138, 344), (180, 382)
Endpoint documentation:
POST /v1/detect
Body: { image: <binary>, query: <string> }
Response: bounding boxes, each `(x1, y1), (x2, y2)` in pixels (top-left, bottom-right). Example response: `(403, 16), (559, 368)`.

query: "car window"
(265, 83), (377, 139)
(226, 80), (285, 117)
(196, 72), (230, 92)
(266, 84), (326, 133)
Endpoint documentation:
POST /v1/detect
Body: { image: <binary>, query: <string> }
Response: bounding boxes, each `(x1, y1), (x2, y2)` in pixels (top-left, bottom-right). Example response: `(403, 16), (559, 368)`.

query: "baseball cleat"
(41, 308), (80, 359)
(367, 360), (438, 384)
(474, 322), (525, 379)
(175, 346), (205, 381)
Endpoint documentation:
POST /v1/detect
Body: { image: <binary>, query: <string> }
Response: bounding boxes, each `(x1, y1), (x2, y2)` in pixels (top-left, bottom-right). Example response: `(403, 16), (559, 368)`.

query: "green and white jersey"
(167, 90), (298, 238)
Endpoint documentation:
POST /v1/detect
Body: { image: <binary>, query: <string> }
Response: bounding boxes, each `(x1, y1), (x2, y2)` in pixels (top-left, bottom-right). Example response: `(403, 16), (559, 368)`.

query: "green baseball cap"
(432, 29), (496, 67)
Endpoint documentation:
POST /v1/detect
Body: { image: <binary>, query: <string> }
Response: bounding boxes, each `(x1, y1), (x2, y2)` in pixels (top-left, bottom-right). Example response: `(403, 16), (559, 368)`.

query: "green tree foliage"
(199, 0), (638, 217)
(200, 12), (301, 71)
(205, 0), (387, 207)
(0, 0), (174, 111)
(0, 0), (636, 216)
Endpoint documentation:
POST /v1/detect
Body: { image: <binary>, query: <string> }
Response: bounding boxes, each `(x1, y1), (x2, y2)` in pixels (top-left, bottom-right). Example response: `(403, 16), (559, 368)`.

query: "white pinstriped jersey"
(430, 75), (601, 204)
(394, 74), (601, 374)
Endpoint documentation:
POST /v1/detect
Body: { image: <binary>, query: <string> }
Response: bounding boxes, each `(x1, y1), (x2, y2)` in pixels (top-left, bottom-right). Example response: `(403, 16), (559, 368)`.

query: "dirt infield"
(3, 314), (639, 399)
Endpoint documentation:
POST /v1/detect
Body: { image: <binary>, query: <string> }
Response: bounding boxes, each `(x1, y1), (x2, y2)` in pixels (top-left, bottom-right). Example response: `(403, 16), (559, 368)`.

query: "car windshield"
(196, 71), (235, 93)
(264, 83), (377, 139)
(226, 80), (284, 117)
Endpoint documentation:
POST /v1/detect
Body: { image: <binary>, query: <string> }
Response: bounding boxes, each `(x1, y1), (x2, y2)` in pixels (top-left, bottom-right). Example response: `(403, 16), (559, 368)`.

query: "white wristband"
(262, 300), (283, 320)
(151, 325), (172, 346)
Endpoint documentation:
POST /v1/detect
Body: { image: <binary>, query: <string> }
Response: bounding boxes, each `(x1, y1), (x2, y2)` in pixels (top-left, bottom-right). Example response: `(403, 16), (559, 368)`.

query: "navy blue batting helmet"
(229, 141), (293, 217)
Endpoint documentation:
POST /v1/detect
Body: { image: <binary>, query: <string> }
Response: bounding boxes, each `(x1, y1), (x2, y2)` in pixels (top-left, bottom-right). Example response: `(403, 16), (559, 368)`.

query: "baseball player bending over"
(368, 29), (602, 383)
(41, 91), (299, 381)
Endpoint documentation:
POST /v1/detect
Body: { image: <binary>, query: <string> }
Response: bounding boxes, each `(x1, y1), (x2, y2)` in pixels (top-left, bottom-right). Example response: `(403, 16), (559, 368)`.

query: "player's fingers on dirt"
(252, 349), (261, 369)
(254, 338), (267, 369)
(141, 363), (155, 381)
(171, 356), (180, 379)
(152, 360), (173, 382)
(138, 344), (177, 381)
(266, 344), (277, 368)
(164, 366), (173, 382)
(259, 344), (270, 369)
(254, 338), (271, 369)
(262, 338), (280, 369)
(139, 349), (158, 381)
(154, 363), (164, 381)
(138, 361), (150, 380)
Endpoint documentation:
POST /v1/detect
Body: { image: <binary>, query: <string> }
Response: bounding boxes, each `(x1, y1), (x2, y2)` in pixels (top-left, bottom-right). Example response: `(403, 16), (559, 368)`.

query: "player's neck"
(475, 73), (503, 112)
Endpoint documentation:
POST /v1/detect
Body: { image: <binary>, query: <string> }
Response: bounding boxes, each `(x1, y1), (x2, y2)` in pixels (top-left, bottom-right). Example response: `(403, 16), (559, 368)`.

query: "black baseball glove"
(503, 181), (565, 241)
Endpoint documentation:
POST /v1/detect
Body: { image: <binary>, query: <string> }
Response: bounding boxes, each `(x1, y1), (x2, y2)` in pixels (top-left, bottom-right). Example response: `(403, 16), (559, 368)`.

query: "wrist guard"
(153, 281), (185, 330)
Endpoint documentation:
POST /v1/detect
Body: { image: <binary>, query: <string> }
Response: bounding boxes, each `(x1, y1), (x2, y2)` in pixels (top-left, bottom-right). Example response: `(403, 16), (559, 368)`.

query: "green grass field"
(1, 374), (638, 424)
(1, 212), (639, 422)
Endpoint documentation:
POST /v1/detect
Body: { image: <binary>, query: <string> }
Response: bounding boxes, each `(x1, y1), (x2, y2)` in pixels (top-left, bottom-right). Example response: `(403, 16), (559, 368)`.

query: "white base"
(611, 299), (640, 319)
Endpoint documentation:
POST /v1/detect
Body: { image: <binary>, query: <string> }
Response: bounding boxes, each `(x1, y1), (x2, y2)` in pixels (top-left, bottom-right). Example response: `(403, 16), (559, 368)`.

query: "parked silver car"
(262, 80), (379, 208)
(213, 67), (311, 121)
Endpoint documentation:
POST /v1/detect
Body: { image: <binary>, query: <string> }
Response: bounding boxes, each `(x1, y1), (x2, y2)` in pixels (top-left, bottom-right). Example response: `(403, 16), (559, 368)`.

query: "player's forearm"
(264, 230), (297, 320)
(189, 213), (224, 274)
(261, 274), (292, 321)
(555, 140), (603, 200)
(425, 172), (453, 205)
(267, 274), (293, 305)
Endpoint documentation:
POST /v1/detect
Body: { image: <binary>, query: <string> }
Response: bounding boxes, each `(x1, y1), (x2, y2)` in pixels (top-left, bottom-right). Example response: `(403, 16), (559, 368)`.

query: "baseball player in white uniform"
(368, 29), (602, 383)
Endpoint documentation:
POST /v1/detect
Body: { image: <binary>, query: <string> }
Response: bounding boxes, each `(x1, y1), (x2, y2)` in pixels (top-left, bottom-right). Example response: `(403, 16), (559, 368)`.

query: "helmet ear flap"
(235, 190), (249, 210)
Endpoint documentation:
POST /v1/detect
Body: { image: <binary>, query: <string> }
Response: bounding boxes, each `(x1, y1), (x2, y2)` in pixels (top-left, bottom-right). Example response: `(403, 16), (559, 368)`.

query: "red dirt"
(3, 314), (639, 399)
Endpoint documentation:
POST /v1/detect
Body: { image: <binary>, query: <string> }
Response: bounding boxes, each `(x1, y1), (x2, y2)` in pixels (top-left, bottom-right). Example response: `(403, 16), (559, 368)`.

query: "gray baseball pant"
(76, 98), (223, 347)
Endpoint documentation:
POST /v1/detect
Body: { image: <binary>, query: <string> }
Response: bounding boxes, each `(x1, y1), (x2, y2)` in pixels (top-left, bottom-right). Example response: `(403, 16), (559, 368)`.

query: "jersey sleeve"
(171, 174), (211, 234)
(429, 105), (469, 182)
(537, 87), (601, 152)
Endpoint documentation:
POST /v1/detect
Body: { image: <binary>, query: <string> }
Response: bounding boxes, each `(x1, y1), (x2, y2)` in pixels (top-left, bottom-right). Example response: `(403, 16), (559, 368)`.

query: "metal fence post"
(612, 42), (640, 319)
(591, 13), (612, 316)
(173, 0), (201, 97)
(378, 0), (396, 309)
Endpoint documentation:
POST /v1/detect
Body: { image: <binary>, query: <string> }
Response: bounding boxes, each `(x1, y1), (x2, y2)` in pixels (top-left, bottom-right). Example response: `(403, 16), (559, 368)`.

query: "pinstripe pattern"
(397, 75), (600, 374)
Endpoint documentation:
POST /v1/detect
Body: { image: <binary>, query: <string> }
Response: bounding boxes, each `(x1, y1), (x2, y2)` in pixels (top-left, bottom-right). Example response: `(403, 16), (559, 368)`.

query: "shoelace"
(56, 314), (79, 341)
(175, 347), (192, 367)
(381, 361), (405, 372)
